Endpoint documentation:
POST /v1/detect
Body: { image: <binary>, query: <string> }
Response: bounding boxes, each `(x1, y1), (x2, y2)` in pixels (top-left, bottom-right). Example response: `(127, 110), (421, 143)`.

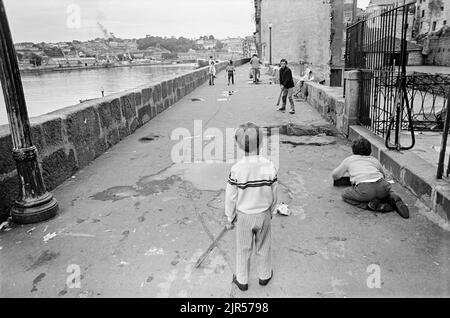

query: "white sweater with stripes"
(225, 155), (278, 222)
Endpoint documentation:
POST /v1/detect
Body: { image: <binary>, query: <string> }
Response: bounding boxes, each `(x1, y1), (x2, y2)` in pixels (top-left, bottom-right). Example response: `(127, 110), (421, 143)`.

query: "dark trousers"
(342, 178), (391, 209)
(281, 87), (295, 111)
(228, 72), (234, 85)
(209, 74), (215, 85)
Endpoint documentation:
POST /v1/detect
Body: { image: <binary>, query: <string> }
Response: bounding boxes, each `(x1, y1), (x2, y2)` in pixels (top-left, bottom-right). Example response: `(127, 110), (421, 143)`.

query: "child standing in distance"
(226, 60), (236, 85)
(225, 123), (278, 291)
(208, 61), (216, 86)
(278, 59), (295, 114)
(332, 137), (409, 218)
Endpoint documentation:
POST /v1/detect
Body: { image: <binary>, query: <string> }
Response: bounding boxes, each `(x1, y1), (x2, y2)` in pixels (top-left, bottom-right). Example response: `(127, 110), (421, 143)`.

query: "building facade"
(416, 0), (449, 35)
(415, 0), (450, 66)
(254, 0), (357, 86)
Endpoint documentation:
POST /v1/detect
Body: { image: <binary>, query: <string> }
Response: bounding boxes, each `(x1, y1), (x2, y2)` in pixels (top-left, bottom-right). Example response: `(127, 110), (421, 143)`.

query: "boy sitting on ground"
(225, 123), (278, 291)
(332, 138), (409, 219)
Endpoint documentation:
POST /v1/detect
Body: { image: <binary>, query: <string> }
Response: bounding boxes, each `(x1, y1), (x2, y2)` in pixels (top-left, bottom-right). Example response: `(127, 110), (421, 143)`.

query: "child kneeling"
(332, 138), (409, 219)
(225, 123), (278, 291)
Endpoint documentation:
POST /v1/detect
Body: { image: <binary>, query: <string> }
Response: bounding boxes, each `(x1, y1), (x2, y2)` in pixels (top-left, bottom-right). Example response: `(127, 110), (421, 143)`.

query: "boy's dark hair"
(352, 138), (372, 156)
(280, 59), (288, 64)
(235, 122), (263, 154)
(229, 60), (233, 65)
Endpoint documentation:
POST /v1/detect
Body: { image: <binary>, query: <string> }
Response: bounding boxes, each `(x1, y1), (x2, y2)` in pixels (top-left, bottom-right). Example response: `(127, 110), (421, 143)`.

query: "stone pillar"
(343, 70), (361, 137)
(0, 0), (58, 224)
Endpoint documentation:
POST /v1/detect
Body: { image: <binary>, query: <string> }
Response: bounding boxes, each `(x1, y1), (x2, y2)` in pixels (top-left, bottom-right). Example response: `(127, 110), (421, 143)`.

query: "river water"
(0, 63), (197, 125)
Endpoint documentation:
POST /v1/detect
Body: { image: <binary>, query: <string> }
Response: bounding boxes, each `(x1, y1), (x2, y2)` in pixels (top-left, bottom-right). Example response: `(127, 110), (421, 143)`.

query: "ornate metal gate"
(344, 1), (447, 151)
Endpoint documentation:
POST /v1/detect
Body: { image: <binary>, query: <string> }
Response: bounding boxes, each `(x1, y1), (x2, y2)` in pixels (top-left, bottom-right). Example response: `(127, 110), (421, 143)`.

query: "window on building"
(444, 20), (447, 26)
(422, 10), (425, 17)
(432, 21), (437, 31)
(421, 22), (423, 29)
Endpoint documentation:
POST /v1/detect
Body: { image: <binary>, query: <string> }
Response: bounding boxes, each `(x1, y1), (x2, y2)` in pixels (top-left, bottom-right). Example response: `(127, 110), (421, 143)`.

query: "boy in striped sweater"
(225, 123), (278, 291)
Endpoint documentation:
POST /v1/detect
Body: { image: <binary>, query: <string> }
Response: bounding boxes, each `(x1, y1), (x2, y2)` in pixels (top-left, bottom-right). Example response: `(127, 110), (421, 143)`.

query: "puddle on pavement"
(90, 186), (140, 202)
(90, 162), (232, 202)
(265, 123), (337, 137)
(139, 134), (162, 143)
(147, 163), (231, 192)
(31, 273), (46, 293)
(137, 175), (182, 196)
(27, 250), (60, 271)
(191, 98), (205, 102)
(263, 123), (338, 147)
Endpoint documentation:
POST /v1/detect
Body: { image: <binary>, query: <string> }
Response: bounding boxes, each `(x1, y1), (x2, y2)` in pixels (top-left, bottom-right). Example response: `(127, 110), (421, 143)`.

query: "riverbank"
(1, 63), (200, 125)
(20, 61), (199, 75)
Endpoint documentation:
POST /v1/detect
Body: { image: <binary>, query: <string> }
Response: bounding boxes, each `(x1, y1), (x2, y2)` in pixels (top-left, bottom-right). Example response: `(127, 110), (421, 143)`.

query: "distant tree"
(43, 47), (64, 58)
(215, 40), (224, 50)
(136, 36), (197, 52)
(29, 53), (43, 66)
(209, 35), (215, 40)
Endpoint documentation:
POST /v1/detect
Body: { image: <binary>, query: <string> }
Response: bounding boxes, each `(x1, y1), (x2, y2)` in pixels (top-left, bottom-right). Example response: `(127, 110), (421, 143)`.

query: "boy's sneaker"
(259, 271), (273, 286)
(289, 109), (295, 114)
(232, 275), (248, 291)
(389, 193), (409, 219)
(368, 200), (394, 213)
(277, 107), (286, 112)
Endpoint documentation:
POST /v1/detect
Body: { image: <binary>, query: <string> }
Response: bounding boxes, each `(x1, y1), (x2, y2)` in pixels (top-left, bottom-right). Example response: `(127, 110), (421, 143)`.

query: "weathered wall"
(425, 34), (450, 66)
(304, 82), (346, 134)
(408, 50), (425, 66)
(259, 0), (332, 84)
(0, 59), (250, 220)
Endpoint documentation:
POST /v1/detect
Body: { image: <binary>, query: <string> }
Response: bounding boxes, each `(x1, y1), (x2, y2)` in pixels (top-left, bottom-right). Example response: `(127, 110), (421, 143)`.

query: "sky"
(3, 0), (371, 43)
(3, 0), (256, 43)
(358, 0), (371, 9)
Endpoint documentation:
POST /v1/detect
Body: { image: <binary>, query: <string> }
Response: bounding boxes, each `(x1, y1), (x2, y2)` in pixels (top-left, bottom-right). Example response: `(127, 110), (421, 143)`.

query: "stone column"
(343, 70), (361, 137)
(0, 0), (58, 224)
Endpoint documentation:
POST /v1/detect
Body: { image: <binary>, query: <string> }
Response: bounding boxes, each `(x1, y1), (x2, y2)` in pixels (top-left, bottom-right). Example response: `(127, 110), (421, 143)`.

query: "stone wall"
(408, 50), (424, 66)
(0, 58), (250, 220)
(304, 82), (346, 133)
(425, 34), (450, 66)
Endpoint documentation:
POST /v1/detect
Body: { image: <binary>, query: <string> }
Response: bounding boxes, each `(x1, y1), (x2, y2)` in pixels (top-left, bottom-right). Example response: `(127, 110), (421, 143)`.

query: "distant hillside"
(136, 36), (199, 53)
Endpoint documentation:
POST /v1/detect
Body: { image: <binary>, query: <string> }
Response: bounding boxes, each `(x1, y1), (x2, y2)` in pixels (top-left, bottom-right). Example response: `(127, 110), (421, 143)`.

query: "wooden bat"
(195, 226), (229, 268)
(276, 88), (283, 106)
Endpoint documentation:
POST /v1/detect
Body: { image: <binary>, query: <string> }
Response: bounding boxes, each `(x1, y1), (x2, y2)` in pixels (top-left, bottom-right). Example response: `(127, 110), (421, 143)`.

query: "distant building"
(47, 57), (97, 67)
(416, 0), (449, 35)
(254, 0), (357, 86)
(415, 0), (450, 66)
(365, 0), (398, 13)
(243, 36), (257, 58)
(196, 38), (217, 50)
(221, 37), (245, 55)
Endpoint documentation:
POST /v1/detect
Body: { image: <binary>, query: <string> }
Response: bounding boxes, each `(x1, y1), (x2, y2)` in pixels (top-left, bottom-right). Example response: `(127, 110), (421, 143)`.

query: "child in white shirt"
(225, 123), (278, 291)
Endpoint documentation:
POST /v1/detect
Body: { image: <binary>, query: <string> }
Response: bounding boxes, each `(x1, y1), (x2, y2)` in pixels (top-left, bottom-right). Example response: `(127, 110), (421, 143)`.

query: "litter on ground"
(43, 232), (57, 243)
(145, 247), (165, 256)
(276, 203), (291, 216)
(27, 227), (36, 234)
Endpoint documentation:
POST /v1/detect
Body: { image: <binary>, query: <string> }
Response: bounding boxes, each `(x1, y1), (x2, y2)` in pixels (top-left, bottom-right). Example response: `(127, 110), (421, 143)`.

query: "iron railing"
(344, 1), (450, 152)
(437, 93), (450, 179)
